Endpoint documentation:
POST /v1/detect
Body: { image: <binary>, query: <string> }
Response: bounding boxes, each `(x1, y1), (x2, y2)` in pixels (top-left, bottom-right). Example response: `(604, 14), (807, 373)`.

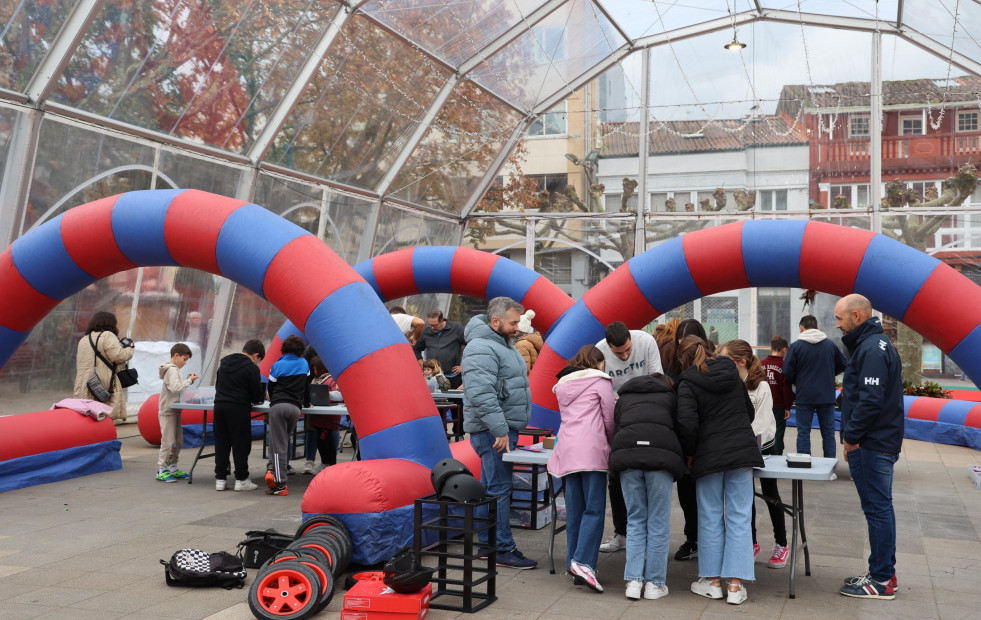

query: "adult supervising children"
(415, 310), (467, 388)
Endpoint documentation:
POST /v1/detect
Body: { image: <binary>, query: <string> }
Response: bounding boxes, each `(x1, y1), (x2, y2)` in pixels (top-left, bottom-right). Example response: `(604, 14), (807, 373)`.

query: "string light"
(926, 0), (962, 131)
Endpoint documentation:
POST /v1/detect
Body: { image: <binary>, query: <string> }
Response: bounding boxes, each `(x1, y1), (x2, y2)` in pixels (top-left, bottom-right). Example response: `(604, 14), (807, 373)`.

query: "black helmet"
(430, 458), (472, 496)
(437, 472), (485, 503)
(383, 547), (435, 594)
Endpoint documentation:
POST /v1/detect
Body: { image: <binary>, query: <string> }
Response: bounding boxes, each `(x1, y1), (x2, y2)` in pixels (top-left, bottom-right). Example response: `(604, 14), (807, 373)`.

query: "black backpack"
(160, 549), (247, 589)
(236, 529), (295, 568)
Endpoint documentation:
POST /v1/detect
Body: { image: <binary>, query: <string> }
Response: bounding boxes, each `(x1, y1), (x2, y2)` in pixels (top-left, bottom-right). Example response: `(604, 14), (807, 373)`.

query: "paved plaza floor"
(2, 424), (980, 619)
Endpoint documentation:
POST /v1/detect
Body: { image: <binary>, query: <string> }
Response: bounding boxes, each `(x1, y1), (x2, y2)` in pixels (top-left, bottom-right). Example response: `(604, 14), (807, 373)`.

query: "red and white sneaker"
(753, 542), (761, 559)
(569, 560), (603, 593)
(767, 544), (790, 568)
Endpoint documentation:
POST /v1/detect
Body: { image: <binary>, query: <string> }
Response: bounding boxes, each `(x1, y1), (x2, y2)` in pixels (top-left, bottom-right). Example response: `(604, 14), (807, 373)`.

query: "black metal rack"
(510, 463), (552, 530)
(413, 493), (498, 613)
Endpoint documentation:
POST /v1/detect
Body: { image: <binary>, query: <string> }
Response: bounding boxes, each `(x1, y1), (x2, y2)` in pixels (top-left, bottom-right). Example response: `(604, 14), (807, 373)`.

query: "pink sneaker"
(569, 560), (603, 593)
(753, 542), (761, 559)
(767, 544), (790, 568)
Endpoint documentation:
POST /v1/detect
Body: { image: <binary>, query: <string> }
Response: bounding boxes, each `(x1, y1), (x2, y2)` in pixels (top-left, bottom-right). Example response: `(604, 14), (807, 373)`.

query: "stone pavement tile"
(919, 515), (977, 540)
(938, 603), (981, 620)
(923, 537), (981, 559)
(33, 605), (127, 619)
(138, 588), (251, 619)
(54, 568), (152, 592)
(931, 586), (981, 607)
(0, 564), (30, 580)
(542, 589), (631, 617)
(617, 593), (713, 619)
(200, 602), (262, 620)
(0, 601), (50, 619)
(7, 585), (104, 607)
(74, 583), (172, 612)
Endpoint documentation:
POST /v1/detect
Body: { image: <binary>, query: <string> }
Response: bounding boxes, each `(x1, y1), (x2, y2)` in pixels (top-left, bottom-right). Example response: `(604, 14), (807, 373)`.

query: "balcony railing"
(819, 133), (981, 165)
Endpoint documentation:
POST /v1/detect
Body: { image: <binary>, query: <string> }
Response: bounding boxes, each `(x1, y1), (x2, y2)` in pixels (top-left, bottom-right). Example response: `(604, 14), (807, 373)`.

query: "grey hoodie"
(158, 363), (196, 416)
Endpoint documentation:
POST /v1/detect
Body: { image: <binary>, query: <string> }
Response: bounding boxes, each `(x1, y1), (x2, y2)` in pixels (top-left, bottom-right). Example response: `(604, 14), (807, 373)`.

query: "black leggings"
(752, 445), (788, 547)
(213, 403), (253, 481)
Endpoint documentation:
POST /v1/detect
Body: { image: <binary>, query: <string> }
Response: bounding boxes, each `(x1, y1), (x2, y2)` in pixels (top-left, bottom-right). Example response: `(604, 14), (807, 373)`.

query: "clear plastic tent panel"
(157, 150), (243, 197)
(372, 206), (458, 255)
(52, 0), (340, 153)
(0, 104), (19, 181)
(360, 0), (543, 68)
(469, 0), (627, 111)
(388, 79), (523, 214)
(904, 0), (981, 67)
(595, 0), (749, 41)
(270, 15), (450, 190)
(0, 0), (78, 92)
(759, 0), (897, 21)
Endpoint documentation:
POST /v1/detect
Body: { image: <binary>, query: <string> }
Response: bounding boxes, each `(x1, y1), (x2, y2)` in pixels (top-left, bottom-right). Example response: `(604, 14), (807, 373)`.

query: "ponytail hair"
(677, 334), (713, 373)
(568, 344), (605, 371)
(718, 339), (766, 390)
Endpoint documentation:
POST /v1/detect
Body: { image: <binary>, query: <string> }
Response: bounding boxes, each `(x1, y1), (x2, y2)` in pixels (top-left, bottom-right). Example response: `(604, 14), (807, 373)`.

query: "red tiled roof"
(777, 75), (981, 118)
(601, 116), (807, 157)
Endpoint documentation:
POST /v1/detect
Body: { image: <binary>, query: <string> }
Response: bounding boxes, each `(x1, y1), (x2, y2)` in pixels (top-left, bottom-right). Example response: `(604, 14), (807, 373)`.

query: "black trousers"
(609, 472), (627, 536)
(448, 373), (463, 389)
(214, 402), (253, 481)
(752, 444), (788, 546)
(677, 474), (698, 542)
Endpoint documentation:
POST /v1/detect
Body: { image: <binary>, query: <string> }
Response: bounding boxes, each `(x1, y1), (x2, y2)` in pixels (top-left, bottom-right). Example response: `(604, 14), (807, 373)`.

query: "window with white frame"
(526, 103), (567, 136)
(900, 114), (924, 136)
(830, 184), (871, 208)
(759, 189), (788, 211)
(849, 115), (870, 138)
(957, 110), (978, 132)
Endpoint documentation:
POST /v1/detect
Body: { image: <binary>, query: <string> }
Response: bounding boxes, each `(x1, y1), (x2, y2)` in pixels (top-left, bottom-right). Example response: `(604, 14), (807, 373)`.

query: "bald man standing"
(834, 294), (903, 601)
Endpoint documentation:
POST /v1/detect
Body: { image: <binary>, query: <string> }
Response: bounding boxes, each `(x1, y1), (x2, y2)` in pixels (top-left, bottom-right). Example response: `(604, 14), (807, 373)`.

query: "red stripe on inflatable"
(682, 222), (750, 294)
(964, 404), (981, 429)
(165, 190), (245, 273)
(529, 346), (564, 417)
(449, 440), (482, 482)
(582, 267), (658, 329)
(264, 236), (363, 331)
(0, 408), (117, 460)
(301, 459), (433, 514)
(372, 248), (418, 300)
(948, 390), (981, 402)
(451, 247), (498, 298)
(61, 195), (138, 278)
(336, 344), (438, 438)
(260, 335), (284, 377)
(799, 222), (874, 296)
(907, 397), (945, 422)
(520, 277), (574, 333)
(0, 248), (61, 332)
(902, 263), (981, 354)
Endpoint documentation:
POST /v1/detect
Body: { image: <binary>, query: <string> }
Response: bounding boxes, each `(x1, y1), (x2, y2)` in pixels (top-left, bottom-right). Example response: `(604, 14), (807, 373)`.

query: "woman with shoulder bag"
(73, 311), (136, 421)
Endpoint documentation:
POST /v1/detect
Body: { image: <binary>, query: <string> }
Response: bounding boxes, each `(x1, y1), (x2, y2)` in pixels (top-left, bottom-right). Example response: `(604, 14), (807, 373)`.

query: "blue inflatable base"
(905, 418), (981, 451)
(0, 440), (122, 493)
(183, 421), (264, 447)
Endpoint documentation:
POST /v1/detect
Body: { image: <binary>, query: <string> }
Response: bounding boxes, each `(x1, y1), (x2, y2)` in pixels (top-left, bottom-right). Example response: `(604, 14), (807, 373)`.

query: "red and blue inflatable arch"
(527, 220), (981, 431)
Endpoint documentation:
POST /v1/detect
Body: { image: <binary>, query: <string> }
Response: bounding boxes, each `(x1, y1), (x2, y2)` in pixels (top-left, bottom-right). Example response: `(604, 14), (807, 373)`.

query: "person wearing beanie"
(515, 309), (543, 374)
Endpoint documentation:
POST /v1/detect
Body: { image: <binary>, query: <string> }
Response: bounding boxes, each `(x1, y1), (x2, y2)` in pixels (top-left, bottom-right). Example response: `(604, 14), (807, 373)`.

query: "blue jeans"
(563, 471), (607, 571)
(849, 448), (898, 582)
(796, 403), (837, 458)
(470, 429), (518, 552)
(695, 468), (755, 580)
(620, 469), (673, 584)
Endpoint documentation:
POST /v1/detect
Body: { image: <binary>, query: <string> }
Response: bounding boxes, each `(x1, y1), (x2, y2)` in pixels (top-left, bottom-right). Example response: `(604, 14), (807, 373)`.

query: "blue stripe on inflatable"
(311, 506), (415, 565)
(853, 235), (940, 320)
(486, 258), (537, 301)
(742, 220), (805, 287)
(545, 305), (605, 360)
(0, 324), (30, 369)
(629, 237), (702, 310)
(10, 214), (96, 299)
(413, 247), (456, 292)
(949, 324), (981, 388)
(530, 403), (560, 432)
(303, 282), (407, 378)
(938, 399), (974, 425)
(358, 417), (451, 469)
(216, 203), (308, 298)
(112, 189), (183, 266)
(353, 261), (382, 299)
(0, 440), (122, 493)
(276, 321), (303, 342)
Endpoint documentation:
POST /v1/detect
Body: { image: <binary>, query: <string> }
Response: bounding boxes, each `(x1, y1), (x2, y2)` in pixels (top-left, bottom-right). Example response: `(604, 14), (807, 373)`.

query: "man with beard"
(462, 296), (536, 570)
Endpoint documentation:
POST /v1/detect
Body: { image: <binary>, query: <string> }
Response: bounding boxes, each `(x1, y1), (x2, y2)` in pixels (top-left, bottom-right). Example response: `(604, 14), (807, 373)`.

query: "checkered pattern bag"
(161, 548), (246, 589)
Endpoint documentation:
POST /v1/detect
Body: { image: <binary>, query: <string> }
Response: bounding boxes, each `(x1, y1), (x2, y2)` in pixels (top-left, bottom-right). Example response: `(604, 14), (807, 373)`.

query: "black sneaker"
(674, 540), (697, 561)
(265, 484), (288, 496)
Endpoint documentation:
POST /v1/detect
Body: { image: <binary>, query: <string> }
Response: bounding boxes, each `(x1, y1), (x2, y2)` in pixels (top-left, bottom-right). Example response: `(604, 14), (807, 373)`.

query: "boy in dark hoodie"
(213, 339), (266, 492)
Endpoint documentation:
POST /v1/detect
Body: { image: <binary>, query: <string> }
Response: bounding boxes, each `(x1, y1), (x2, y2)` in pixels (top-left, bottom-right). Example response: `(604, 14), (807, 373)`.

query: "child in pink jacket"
(548, 344), (616, 593)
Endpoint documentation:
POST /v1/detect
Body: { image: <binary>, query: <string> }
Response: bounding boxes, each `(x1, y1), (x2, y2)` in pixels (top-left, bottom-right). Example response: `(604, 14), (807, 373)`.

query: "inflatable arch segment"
(527, 220), (981, 430)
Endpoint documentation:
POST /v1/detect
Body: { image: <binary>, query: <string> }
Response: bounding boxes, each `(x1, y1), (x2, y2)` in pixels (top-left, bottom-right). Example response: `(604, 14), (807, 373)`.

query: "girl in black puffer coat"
(675, 336), (763, 606)
(610, 373), (685, 600)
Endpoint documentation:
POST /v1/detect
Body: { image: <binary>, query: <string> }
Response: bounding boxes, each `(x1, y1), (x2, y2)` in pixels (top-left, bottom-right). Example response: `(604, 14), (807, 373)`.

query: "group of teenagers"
(547, 318), (781, 604)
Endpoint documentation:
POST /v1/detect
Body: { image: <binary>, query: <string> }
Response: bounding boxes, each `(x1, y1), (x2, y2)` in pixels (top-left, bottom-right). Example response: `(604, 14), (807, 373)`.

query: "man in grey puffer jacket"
(462, 296), (536, 570)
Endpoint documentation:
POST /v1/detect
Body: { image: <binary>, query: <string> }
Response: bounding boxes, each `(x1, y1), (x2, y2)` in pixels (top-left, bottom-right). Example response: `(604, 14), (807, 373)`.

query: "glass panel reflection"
(373, 205), (458, 255)
(0, 0), (77, 93)
(157, 150), (243, 197)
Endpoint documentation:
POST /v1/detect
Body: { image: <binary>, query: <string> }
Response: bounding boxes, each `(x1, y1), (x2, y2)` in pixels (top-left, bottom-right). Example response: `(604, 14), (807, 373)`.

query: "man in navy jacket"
(835, 294), (903, 601)
(783, 315), (847, 458)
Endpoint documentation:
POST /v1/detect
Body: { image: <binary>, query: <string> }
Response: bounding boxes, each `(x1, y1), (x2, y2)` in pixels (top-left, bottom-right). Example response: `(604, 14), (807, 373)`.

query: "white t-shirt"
(596, 330), (663, 393)
(391, 313), (415, 337)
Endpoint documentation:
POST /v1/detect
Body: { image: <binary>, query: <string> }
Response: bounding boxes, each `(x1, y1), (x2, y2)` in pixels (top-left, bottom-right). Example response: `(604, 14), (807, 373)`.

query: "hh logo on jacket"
(865, 377), (880, 386)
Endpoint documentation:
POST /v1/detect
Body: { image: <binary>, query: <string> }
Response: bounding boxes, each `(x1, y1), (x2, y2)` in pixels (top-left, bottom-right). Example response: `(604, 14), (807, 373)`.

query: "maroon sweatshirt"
(761, 354), (795, 410)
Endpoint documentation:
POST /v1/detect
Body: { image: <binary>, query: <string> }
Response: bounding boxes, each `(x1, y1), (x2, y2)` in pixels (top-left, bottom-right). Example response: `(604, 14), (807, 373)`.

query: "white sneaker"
(215, 479), (226, 491)
(234, 479), (258, 492)
(599, 533), (626, 553)
(302, 461), (316, 475)
(625, 580), (642, 600)
(691, 577), (723, 599)
(726, 583), (748, 605)
(569, 560), (602, 593)
(830, 473), (838, 481)
(644, 583), (669, 600)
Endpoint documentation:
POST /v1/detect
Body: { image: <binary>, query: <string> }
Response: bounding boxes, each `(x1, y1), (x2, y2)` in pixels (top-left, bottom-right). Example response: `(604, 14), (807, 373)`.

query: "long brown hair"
(568, 344), (605, 370)
(717, 339), (766, 390)
(677, 335), (713, 372)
